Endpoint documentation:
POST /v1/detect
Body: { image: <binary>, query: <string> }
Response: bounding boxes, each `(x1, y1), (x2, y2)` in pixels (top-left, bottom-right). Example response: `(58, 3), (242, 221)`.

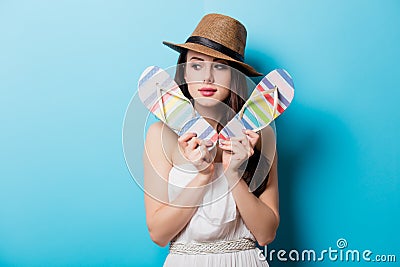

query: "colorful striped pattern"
(219, 117), (246, 141)
(220, 69), (294, 139)
(179, 116), (219, 143)
(138, 66), (218, 145)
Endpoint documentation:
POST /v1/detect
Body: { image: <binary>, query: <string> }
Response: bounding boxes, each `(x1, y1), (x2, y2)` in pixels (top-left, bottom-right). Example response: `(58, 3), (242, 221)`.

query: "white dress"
(163, 163), (269, 267)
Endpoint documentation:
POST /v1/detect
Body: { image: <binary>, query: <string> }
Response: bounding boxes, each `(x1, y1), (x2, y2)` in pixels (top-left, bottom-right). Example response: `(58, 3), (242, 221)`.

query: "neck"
(193, 100), (234, 130)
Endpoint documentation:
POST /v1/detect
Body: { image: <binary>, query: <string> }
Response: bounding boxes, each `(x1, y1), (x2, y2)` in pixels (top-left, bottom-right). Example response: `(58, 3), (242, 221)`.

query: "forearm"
(147, 173), (210, 247)
(228, 176), (279, 246)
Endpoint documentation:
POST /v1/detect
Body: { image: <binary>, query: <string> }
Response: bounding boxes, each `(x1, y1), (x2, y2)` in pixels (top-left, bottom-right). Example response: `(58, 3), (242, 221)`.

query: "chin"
(193, 97), (225, 107)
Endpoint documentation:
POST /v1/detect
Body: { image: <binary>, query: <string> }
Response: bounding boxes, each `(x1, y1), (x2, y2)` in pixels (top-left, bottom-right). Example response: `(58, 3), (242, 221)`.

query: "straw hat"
(163, 13), (262, 77)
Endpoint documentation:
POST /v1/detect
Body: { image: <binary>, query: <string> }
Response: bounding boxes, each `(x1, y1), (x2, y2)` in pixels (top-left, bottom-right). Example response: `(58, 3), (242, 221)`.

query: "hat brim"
(163, 41), (263, 77)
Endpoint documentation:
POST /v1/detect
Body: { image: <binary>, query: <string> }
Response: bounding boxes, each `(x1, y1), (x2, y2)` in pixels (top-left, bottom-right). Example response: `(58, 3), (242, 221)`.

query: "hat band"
(185, 36), (244, 62)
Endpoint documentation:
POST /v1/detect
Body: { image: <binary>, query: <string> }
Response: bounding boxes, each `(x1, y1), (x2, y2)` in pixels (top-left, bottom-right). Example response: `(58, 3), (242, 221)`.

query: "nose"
(203, 64), (214, 84)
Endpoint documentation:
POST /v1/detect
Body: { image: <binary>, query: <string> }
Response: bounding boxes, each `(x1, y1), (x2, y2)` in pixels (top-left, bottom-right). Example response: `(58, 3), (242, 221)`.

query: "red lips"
(199, 87), (217, 97)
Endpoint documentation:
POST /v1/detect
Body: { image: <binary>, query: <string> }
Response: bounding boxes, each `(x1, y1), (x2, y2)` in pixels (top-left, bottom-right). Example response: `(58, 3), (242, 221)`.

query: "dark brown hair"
(174, 50), (270, 197)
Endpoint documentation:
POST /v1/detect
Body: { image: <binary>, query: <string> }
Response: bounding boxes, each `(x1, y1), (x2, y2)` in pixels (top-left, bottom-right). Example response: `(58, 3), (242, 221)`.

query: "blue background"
(1, 0), (399, 266)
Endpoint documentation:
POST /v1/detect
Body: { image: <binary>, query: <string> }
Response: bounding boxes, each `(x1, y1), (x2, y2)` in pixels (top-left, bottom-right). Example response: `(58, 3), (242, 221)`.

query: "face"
(184, 50), (231, 107)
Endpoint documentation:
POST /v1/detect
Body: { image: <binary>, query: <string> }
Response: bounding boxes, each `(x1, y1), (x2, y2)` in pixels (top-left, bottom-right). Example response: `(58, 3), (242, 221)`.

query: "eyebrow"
(188, 56), (228, 63)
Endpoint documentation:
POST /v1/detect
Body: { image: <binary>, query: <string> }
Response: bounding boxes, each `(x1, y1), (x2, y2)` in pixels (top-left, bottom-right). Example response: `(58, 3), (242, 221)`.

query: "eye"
(214, 63), (228, 70)
(190, 63), (202, 70)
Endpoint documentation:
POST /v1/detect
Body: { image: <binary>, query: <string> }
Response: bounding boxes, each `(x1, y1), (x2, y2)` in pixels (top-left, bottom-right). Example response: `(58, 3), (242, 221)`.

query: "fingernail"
(205, 140), (213, 146)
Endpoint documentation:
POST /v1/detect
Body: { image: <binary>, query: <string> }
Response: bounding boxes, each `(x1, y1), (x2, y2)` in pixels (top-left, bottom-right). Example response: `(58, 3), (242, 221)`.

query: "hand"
(178, 132), (215, 176)
(219, 130), (259, 180)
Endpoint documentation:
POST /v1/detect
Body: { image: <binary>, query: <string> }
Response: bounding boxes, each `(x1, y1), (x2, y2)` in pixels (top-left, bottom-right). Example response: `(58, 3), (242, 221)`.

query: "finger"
(188, 137), (201, 150)
(244, 129), (259, 138)
(242, 147), (255, 158)
(238, 140), (254, 157)
(219, 139), (230, 146)
(227, 140), (254, 159)
(220, 140), (243, 153)
(219, 138), (237, 146)
(192, 144), (207, 163)
(233, 141), (248, 156)
(198, 140), (213, 153)
(228, 136), (247, 143)
(231, 143), (252, 157)
(200, 140), (215, 162)
(221, 149), (233, 155)
(178, 132), (197, 144)
(203, 151), (212, 163)
(204, 139), (214, 147)
(201, 142), (211, 154)
(219, 140), (232, 151)
(243, 129), (259, 147)
(188, 147), (202, 162)
(226, 139), (246, 148)
(219, 142), (233, 153)
(220, 138), (246, 149)
(229, 136), (253, 150)
(249, 147), (254, 157)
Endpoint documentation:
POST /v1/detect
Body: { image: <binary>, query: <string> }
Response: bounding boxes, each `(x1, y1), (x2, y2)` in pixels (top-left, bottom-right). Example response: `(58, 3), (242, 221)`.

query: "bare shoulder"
(145, 122), (178, 159)
(146, 121), (177, 140)
(145, 122), (190, 165)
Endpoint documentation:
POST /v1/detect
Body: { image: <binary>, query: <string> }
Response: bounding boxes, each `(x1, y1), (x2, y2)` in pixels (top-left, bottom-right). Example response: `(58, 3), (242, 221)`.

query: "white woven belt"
(169, 238), (256, 255)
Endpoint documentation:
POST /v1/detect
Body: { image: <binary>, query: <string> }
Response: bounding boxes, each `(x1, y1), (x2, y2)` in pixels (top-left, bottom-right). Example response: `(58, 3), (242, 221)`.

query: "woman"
(143, 13), (279, 266)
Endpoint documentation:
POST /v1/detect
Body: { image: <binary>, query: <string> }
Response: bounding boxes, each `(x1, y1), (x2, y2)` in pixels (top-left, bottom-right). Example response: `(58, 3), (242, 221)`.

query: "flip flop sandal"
(138, 66), (219, 145)
(219, 69), (294, 141)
